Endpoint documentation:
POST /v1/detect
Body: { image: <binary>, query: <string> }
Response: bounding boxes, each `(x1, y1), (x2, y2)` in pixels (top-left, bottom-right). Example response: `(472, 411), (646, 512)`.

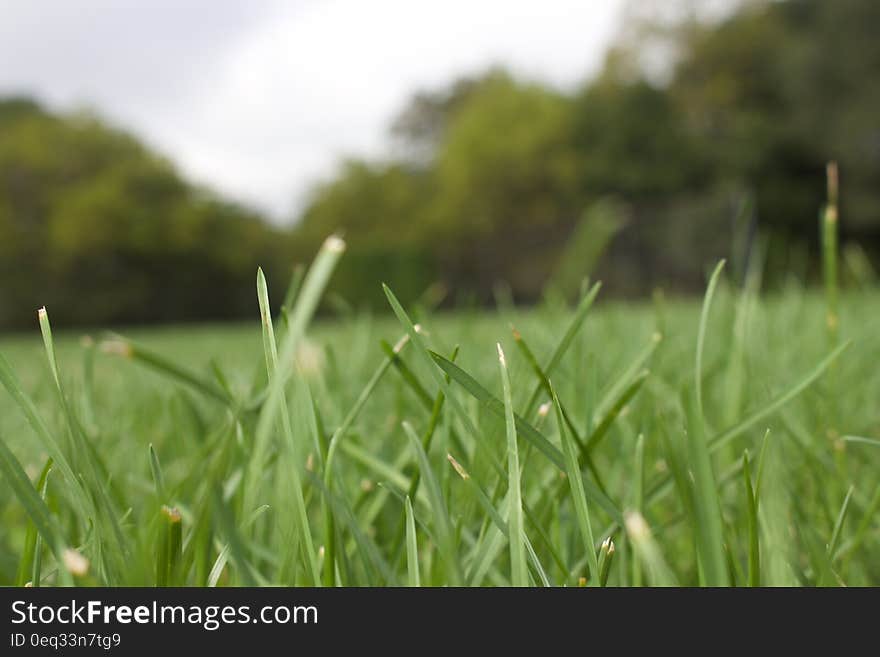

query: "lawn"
(1, 246), (879, 586)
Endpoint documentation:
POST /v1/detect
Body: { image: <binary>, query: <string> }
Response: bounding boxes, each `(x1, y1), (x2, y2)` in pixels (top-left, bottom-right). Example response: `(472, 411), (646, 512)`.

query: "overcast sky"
(0, 0), (625, 221)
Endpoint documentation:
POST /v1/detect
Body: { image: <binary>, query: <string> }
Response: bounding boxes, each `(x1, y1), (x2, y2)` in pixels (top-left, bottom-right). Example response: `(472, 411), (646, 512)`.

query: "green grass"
(1, 242), (879, 586)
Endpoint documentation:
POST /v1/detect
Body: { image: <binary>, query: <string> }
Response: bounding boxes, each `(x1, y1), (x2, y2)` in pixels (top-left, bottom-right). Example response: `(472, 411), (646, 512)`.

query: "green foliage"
(292, 0), (880, 307)
(0, 99), (285, 328)
(4, 0), (880, 326)
(0, 235), (874, 586)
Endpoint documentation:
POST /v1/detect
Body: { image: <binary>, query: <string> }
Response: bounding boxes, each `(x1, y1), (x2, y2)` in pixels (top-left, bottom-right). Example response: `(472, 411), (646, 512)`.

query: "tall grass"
(0, 218), (877, 587)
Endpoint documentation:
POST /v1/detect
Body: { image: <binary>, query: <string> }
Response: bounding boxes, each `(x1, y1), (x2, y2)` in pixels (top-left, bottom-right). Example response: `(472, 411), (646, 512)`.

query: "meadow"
(1, 235), (879, 587)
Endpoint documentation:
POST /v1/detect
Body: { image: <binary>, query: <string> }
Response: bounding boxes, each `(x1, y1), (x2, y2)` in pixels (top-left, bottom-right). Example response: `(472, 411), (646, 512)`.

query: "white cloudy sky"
(0, 0), (627, 221)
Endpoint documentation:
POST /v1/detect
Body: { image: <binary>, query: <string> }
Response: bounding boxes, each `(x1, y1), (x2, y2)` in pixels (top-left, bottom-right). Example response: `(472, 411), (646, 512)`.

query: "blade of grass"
(402, 420), (462, 586)
(156, 505), (182, 586)
(523, 282), (602, 415)
(684, 390), (729, 586)
(710, 342), (849, 452)
(380, 339), (433, 410)
(498, 344), (527, 587)
(403, 345), (457, 507)
(31, 465), (51, 587)
(389, 345), (459, 565)
(583, 370), (649, 453)
(429, 352), (564, 469)
(248, 236), (345, 520)
(827, 484), (854, 558)
(431, 351), (622, 523)
(0, 432), (70, 582)
(0, 354), (92, 521)
(645, 342), (850, 509)
(383, 285), (488, 465)
(597, 537), (615, 587)
(211, 486), (258, 586)
(624, 511), (678, 586)
(551, 382), (600, 584)
(743, 450), (760, 587)
(839, 483), (880, 567)
(842, 435), (880, 448)
(39, 307), (130, 579)
(207, 504), (270, 587)
(256, 267), (320, 585)
(149, 444), (167, 503)
(99, 337), (232, 407)
(754, 428), (772, 503)
(592, 332), (661, 426)
(631, 434), (645, 586)
(384, 286), (559, 569)
(322, 332), (410, 586)
(696, 260), (726, 424)
(15, 458), (52, 587)
(281, 263), (306, 317)
(404, 496), (420, 587)
(307, 471), (394, 585)
(511, 326), (608, 492)
(447, 454), (552, 586)
(245, 237), (343, 585)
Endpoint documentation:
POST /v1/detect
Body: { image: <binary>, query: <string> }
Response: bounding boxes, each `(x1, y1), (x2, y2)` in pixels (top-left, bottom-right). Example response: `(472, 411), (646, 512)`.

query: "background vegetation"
(2, 0), (878, 329)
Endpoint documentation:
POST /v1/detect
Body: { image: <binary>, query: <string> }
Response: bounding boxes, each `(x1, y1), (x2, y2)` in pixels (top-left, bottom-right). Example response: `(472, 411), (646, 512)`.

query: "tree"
(0, 98), (282, 327)
(427, 71), (579, 299)
(294, 160), (436, 307)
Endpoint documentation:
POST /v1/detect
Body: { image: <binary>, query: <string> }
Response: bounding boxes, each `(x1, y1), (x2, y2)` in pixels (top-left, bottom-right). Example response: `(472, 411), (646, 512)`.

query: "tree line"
(1, 0), (878, 328)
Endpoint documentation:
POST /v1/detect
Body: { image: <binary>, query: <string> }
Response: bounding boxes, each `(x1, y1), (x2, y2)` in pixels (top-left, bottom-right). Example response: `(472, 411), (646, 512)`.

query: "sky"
(0, 0), (626, 221)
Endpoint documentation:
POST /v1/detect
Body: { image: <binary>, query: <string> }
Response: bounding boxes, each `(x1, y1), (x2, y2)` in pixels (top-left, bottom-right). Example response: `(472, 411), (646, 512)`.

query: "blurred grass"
(1, 278), (879, 585)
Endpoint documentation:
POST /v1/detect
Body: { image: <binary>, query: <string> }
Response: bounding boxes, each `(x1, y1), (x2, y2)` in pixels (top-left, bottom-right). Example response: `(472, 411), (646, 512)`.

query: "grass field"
(1, 237), (879, 586)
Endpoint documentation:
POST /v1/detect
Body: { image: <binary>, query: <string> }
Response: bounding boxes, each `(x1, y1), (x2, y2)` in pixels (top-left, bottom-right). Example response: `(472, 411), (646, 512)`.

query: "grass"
(1, 238), (879, 586)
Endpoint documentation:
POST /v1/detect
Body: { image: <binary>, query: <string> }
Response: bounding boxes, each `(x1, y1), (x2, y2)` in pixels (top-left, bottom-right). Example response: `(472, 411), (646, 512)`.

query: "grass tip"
(392, 333), (410, 354)
(100, 339), (133, 358)
(496, 343), (506, 366)
(161, 505), (182, 523)
(447, 453), (470, 480)
(62, 548), (90, 577)
(624, 511), (651, 542)
(827, 161), (839, 205)
(323, 235), (346, 253)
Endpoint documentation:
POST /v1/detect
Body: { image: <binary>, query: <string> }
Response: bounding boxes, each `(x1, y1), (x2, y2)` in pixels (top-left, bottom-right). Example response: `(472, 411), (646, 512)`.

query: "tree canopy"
(2, 0), (878, 327)
(296, 0), (880, 305)
(0, 99), (285, 327)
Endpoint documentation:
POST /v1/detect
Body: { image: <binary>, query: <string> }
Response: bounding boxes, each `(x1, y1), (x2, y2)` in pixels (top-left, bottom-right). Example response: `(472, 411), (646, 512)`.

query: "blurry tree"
(426, 71), (580, 300)
(4, 0), (880, 326)
(390, 73), (486, 166)
(571, 78), (708, 199)
(0, 98), (283, 328)
(294, 160), (435, 307)
(667, 0), (880, 268)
